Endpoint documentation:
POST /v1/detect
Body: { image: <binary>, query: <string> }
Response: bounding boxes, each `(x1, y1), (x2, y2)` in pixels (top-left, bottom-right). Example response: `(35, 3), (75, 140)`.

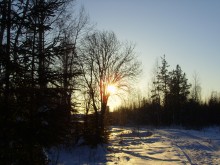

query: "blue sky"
(78, 0), (220, 100)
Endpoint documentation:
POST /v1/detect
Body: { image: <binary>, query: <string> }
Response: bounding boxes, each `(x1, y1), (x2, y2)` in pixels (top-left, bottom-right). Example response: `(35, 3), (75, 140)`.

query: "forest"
(111, 55), (220, 128)
(0, 0), (219, 164)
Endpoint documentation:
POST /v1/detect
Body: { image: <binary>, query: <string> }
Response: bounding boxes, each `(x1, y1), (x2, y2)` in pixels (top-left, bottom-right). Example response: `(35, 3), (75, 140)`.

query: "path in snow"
(155, 128), (220, 165)
(106, 127), (220, 165)
(48, 126), (220, 165)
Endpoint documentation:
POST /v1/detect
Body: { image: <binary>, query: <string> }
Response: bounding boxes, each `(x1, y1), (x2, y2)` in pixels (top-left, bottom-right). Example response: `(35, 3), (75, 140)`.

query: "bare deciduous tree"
(79, 30), (141, 142)
(190, 72), (202, 103)
(53, 7), (92, 112)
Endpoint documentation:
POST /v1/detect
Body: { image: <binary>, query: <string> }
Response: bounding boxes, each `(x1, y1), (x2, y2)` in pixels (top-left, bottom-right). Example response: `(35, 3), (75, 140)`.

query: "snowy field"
(48, 126), (220, 165)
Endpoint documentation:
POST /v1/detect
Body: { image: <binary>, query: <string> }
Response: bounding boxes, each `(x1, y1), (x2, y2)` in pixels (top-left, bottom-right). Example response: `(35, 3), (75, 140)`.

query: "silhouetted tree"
(167, 65), (191, 123)
(0, 0), (82, 164)
(54, 7), (91, 113)
(208, 91), (220, 124)
(151, 58), (161, 105)
(190, 72), (202, 103)
(112, 55), (220, 128)
(79, 31), (141, 143)
(152, 55), (170, 108)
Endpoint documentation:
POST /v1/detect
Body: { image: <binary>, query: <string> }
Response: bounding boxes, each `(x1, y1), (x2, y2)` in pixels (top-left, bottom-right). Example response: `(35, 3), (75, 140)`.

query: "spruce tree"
(167, 65), (191, 123)
(152, 55), (170, 108)
(0, 0), (77, 164)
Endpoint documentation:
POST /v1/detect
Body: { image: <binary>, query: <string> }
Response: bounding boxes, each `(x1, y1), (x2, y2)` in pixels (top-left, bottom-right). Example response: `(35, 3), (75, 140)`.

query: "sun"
(107, 85), (116, 94)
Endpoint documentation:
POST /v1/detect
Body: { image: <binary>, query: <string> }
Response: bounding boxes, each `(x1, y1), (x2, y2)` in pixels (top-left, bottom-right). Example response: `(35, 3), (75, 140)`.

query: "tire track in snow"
(109, 127), (188, 164)
(153, 130), (192, 165)
(157, 129), (217, 165)
(174, 142), (193, 165)
(108, 127), (219, 164)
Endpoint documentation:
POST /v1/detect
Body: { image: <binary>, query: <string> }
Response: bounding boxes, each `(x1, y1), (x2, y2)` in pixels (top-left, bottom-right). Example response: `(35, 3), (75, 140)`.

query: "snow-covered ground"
(48, 126), (220, 165)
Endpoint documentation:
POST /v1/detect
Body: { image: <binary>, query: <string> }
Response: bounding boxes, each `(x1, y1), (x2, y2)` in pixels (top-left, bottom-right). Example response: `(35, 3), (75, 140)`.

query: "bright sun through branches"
(107, 85), (116, 94)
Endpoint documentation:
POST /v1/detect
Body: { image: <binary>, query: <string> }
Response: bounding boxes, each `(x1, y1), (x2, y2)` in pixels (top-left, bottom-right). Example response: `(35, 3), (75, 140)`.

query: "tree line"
(111, 55), (220, 128)
(0, 0), (140, 164)
(1, 0), (219, 164)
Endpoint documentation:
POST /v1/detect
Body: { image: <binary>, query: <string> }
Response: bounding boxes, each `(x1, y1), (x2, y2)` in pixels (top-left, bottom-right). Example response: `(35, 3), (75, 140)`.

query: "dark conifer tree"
(153, 55), (170, 108)
(167, 65), (191, 123)
(0, 0), (80, 164)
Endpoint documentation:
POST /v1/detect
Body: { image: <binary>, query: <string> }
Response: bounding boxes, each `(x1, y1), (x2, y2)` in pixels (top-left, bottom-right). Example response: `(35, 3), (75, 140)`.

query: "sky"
(76, 0), (220, 104)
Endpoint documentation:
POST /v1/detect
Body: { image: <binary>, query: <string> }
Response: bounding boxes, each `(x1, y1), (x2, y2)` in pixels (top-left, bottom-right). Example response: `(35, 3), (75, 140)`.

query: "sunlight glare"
(107, 85), (116, 94)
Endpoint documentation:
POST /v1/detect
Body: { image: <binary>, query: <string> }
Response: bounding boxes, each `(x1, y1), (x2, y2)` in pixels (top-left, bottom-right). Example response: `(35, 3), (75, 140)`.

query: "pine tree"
(167, 65), (191, 123)
(152, 55), (170, 108)
(0, 0), (77, 164)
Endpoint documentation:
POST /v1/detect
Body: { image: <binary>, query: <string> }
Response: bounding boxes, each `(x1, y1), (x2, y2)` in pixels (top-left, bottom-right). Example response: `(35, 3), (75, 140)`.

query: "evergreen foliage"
(0, 0), (83, 164)
(111, 56), (220, 128)
(1, 1), (219, 163)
